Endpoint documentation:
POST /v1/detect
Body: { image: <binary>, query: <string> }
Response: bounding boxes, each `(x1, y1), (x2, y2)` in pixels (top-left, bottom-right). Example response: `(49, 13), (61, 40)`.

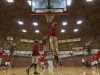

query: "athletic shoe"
(26, 69), (29, 75)
(34, 71), (40, 74)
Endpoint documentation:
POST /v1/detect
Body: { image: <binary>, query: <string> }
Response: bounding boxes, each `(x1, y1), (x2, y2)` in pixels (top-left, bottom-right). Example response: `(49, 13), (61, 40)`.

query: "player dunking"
(26, 40), (40, 74)
(43, 21), (59, 66)
(0, 47), (4, 67)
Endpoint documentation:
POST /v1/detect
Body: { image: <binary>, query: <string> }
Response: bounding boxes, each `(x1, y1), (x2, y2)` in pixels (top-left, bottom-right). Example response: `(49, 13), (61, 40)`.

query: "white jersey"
(82, 59), (85, 63)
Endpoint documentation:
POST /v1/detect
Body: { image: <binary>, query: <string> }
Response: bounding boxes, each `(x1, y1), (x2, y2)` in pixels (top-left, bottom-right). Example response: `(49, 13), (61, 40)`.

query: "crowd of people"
(82, 50), (100, 70)
(0, 48), (11, 68)
(90, 51), (100, 70)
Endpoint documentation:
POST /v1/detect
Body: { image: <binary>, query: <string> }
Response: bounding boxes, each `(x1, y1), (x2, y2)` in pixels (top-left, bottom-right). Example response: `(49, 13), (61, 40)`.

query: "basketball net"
(45, 14), (55, 23)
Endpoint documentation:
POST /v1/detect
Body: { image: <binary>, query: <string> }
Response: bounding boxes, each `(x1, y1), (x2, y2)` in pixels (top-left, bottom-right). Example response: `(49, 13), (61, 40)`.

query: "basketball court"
(0, 67), (100, 75)
(0, 0), (100, 75)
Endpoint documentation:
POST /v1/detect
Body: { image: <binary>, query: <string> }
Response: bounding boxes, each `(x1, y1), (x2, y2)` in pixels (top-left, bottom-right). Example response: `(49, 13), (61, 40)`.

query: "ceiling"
(0, 0), (100, 50)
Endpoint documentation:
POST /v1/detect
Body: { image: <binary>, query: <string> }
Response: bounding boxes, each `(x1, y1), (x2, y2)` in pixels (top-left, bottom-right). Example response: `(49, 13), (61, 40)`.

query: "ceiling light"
(61, 29), (65, 33)
(35, 30), (39, 33)
(77, 20), (82, 24)
(22, 30), (27, 32)
(18, 21), (23, 25)
(33, 22), (38, 26)
(27, 1), (31, 6)
(86, 0), (92, 2)
(7, 0), (14, 2)
(27, 0), (35, 6)
(74, 29), (78, 32)
(67, 0), (72, 6)
(63, 22), (67, 25)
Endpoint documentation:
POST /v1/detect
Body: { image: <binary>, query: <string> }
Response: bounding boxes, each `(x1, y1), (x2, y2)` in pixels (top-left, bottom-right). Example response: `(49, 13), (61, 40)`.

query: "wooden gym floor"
(0, 67), (100, 75)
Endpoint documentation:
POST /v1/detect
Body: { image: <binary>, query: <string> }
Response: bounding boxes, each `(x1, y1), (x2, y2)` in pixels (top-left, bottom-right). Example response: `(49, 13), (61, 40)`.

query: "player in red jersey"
(44, 61), (48, 69)
(43, 21), (59, 66)
(91, 56), (94, 69)
(40, 54), (45, 69)
(26, 40), (40, 75)
(5, 53), (11, 68)
(98, 52), (100, 63)
(93, 54), (98, 70)
(96, 51), (100, 63)
(0, 47), (5, 67)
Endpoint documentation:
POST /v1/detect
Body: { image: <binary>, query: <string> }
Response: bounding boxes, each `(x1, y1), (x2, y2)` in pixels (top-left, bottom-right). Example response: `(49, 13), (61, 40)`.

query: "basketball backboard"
(30, 0), (68, 15)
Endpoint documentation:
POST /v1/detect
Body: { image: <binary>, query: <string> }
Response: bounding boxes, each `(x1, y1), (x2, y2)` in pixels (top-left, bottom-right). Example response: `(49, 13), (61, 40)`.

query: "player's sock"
(26, 63), (34, 75)
(34, 64), (40, 74)
(26, 69), (29, 75)
(30, 63), (34, 68)
(34, 64), (37, 71)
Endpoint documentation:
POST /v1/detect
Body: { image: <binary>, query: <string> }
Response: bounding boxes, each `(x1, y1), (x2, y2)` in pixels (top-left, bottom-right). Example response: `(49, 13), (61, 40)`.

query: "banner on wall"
(20, 39), (42, 43)
(20, 39), (28, 42)
(72, 47), (83, 52)
(58, 51), (73, 54)
(38, 40), (42, 43)
(16, 50), (44, 54)
(20, 38), (81, 43)
(58, 38), (81, 43)
(28, 40), (34, 43)
(58, 40), (66, 43)
(3, 50), (10, 54)
(66, 38), (81, 42)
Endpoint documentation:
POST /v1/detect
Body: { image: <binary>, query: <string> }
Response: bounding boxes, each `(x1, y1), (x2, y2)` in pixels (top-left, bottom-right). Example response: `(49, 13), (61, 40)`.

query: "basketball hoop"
(45, 14), (55, 23)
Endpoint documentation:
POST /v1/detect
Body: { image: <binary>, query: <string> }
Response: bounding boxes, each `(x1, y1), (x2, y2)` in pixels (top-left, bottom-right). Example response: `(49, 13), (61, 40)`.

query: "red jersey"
(91, 56), (94, 62)
(47, 26), (56, 37)
(98, 53), (100, 59)
(40, 56), (44, 62)
(85, 58), (88, 63)
(0, 50), (4, 58)
(32, 43), (39, 56)
(96, 51), (100, 59)
(44, 62), (48, 66)
(93, 55), (98, 61)
(6, 55), (11, 62)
